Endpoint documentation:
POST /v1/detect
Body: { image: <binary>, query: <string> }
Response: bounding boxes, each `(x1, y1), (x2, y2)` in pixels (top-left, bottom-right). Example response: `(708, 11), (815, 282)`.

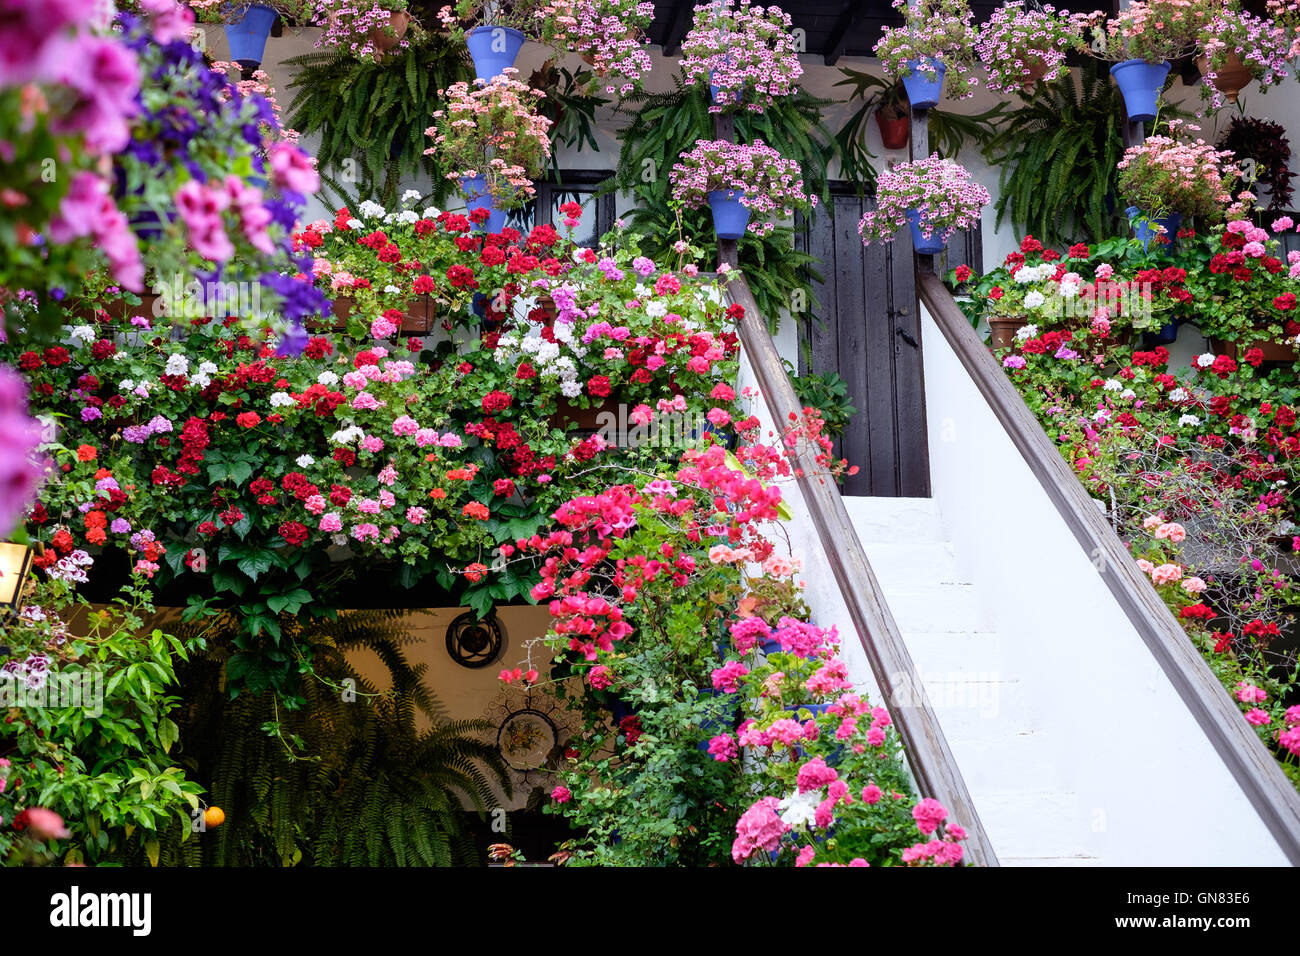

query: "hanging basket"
(707, 189), (750, 240)
(466, 25), (525, 81)
(875, 110), (910, 149)
(1019, 55), (1050, 90)
(905, 208), (946, 255)
(368, 9), (412, 54)
(1109, 59), (1170, 123)
(224, 2), (277, 72)
(902, 57), (946, 110)
(1196, 51), (1253, 104)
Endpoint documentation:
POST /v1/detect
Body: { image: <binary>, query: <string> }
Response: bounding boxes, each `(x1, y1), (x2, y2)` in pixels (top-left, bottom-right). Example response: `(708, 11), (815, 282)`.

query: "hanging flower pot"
(1019, 55), (1050, 90)
(466, 25), (525, 81)
(1109, 59), (1171, 123)
(875, 110), (910, 150)
(459, 174), (508, 234)
(902, 57), (946, 110)
(707, 189), (750, 240)
(369, 9), (412, 54)
(905, 208), (946, 255)
(1196, 51), (1253, 104)
(224, 3), (278, 73)
(1126, 206), (1181, 253)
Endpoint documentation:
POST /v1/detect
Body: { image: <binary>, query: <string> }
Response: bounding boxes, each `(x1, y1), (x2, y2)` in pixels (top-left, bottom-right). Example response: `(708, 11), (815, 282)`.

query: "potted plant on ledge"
(679, 0), (804, 113)
(437, 0), (545, 80)
(874, 0), (979, 110)
(669, 139), (815, 241)
(1116, 122), (1240, 251)
(425, 71), (553, 233)
(976, 0), (1099, 97)
(857, 154), (990, 256)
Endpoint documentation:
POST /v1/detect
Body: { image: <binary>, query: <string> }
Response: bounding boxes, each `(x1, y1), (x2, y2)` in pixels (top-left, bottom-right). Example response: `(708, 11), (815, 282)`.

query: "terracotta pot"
(1196, 52), (1253, 104)
(875, 111), (910, 150)
(988, 314), (1027, 351)
(528, 294), (557, 325)
(368, 9), (411, 53)
(1019, 55), (1050, 89)
(1212, 337), (1300, 363)
(401, 294), (434, 334)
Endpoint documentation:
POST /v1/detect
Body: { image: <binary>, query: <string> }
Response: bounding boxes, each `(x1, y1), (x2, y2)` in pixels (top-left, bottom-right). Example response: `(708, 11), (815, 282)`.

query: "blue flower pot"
(786, 704), (846, 765)
(467, 25), (525, 81)
(1143, 320), (1179, 346)
(903, 57), (946, 110)
(759, 637), (783, 655)
(460, 174), (507, 234)
(1110, 59), (1170, 123)
(708, 189), (750, 240)
(906, 207), (946, 255)
(1127, 206), (1182, 253)
(224, 3), (277, 72)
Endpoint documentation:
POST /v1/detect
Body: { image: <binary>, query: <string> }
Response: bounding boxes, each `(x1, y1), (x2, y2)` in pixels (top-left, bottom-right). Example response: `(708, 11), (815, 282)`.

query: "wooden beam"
(660, 0), (696, 56)
(918, 270), (1300, 865)
(823, 1), (867, 66)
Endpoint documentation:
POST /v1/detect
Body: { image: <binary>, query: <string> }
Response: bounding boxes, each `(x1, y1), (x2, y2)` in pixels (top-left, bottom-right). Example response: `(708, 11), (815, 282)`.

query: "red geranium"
(587, 375), (612, 398)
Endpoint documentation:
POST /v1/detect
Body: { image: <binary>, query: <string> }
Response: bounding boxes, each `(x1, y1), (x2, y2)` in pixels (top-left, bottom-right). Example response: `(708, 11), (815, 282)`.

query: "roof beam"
(660, 0), (696, 56)
(824, 1), (867, 65)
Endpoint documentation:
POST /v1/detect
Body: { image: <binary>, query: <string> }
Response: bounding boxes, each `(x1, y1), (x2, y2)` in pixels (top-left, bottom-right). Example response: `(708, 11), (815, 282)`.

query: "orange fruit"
(203, 806), (225, 828)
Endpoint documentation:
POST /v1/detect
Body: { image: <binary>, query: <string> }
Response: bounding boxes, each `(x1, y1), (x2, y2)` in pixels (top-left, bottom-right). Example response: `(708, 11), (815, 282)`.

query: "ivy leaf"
(237, 550), (275, 581)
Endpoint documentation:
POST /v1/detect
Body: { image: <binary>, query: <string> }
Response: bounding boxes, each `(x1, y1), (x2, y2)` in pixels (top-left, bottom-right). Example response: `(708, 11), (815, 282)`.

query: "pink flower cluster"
(670, 139), (815, 238)
(975, 1), (1099, 95)
(1116, 128), (1241, 220)
(545, 0), (655, 96)
(0, 365), (46, 535)
(680, 0), (803, 113)
(858, 154), (990, 246)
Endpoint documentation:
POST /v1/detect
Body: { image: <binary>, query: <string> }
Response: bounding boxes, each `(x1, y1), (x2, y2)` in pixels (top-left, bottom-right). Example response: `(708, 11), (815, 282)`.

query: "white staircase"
(843, 496), (1096, 866)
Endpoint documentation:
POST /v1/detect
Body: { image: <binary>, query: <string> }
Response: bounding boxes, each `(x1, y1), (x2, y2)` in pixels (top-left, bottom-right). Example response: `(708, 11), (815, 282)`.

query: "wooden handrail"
(726, 274), (1001, 867)
(917, 269), (1300, 863)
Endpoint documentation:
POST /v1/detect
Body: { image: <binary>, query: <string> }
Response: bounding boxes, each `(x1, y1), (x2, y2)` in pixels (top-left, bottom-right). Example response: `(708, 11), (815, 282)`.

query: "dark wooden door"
(797, 187), (930, 498)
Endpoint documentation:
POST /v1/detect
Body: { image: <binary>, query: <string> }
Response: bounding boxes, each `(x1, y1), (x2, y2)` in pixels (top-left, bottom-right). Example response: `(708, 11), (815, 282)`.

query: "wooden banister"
(726, 274), (1001, 867)
(917, 269), (1300, 864)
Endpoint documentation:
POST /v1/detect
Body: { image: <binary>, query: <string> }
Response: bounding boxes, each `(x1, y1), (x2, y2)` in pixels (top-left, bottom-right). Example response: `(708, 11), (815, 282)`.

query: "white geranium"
(1015, 324), (1038, 341)
(383, 285), (401, 295)
(296, 454), (316, 467)
(270, 391), (295, 408)
(1120, 388), (1136, 401)
(118, 379), (135, 392)
(645, 301), (668, 318)
(68, 324), (96, 344)
(358, 200), (386, 219)
(402, 189), (422, 204)
(421, 207), (440, 218)
(1023, 291), (1045, 309)
(1194, 353), (1216, 368)
(560, 378), (583, 398)
(347, 218), (363, 231)
(330, 425), (365, 445)
(1103, 379), (1122, 392)
(1168, 387), (1189, 402)
(777, 789), (822, 828)
(395, 210), (418, 225)
(164, 354), (189, 377)
(1178, 414), (1202, 427)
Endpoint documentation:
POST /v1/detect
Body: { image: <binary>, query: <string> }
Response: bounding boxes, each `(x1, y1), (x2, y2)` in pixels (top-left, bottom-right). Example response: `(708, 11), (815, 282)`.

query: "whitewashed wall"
(921, 299), (1290, 865)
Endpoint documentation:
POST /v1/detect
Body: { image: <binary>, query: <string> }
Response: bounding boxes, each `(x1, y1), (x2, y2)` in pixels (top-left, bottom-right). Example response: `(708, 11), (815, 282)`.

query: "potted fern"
(874, 0), (979, 110)
(425, 72), (553, 232)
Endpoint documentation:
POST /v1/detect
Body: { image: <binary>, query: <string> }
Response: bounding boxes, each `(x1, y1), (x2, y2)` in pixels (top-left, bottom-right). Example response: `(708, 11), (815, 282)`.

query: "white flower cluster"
(164, 353), (189, 377)
(1014, 323), (1039, 341)
(68, 324), (96, 345)
(269, 391), (295, 408)
(191, 361), (219, 388)
(330, 424), (365, 445)
(1014, 263), (1056, 284)
(318, 370), (340, 386)
(493, 319), (591, 399)
(358, 199), (386, 220)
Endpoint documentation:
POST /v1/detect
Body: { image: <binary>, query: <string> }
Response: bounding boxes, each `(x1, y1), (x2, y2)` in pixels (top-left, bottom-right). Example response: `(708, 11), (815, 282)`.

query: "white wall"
(920, 300), (1289, 865)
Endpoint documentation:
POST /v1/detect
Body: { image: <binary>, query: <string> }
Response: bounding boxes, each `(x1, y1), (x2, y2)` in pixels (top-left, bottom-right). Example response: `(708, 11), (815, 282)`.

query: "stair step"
(861, 541), (965, 587)
(842, 496), (943, 542)
(881, 583), (994, 633)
